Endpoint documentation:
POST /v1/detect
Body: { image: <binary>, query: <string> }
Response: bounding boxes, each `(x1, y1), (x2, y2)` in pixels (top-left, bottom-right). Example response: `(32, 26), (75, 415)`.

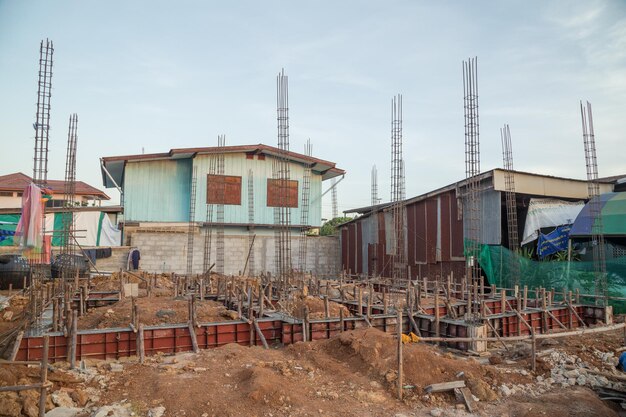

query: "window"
(0, 191), (13, 197)
(267, 179), (298, 207)
(206, 175), (242, 205)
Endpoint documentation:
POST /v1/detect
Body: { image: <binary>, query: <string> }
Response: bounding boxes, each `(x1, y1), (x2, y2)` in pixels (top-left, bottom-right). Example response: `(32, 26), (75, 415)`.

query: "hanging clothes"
(13, 184), (44, 248)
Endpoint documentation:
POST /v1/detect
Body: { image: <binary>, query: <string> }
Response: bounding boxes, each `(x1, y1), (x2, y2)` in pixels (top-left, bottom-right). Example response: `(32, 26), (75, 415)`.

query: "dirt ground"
(78, 297), (237, 329)
(1, 328), (623, 417)
(286, 295), (351, 319)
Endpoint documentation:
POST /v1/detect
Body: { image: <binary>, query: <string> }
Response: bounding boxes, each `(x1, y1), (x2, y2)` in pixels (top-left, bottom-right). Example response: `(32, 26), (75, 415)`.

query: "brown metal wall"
(341, 189), (465, 279)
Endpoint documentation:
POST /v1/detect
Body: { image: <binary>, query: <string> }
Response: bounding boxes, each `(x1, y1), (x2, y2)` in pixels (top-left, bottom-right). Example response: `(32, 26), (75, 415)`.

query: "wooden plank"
(424, 380), (466, 393)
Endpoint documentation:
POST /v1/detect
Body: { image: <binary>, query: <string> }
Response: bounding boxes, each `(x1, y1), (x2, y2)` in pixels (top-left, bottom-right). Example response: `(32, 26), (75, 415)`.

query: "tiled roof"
(0, 172), (110, 199)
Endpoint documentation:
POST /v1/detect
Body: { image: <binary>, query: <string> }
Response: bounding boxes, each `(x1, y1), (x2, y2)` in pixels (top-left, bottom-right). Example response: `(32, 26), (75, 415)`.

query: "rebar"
(203, 154), (217, 274)
(580, 101), (607, 305)
(33, 39), (54, 187)
(371, 165), (379, 206)
(390, 94), (406, 285)
(247, 168), (255, 276)
(216, 135), (226, 275)
(331, 178), (338, 219)
(276, 69), (292, 289)
(501, 124), (519, 286)
(186, 166), (198, 277)
(298, 139), (312, 272)
(60, 114), (78, 281)
(463, 57), (482, 293)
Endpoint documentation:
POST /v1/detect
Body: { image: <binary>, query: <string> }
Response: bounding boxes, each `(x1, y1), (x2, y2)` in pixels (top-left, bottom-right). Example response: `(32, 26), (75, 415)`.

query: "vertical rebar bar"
(501, 124), (519, 286)
(390, 94), (406, 285)
(580, 101), (607, 305)
(462, 57), (482, 297)
(276, 68), (292, 290)
(248, 168), (256, 276)
(186, 166), (198, 277)
(298, 139), (312, 272)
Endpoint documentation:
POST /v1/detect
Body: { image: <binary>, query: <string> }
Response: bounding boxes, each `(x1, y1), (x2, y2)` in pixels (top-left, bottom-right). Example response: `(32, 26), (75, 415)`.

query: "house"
(100, 144), (345, 275)
(0, 172), (110, 209)
(339, 169), (617, 281)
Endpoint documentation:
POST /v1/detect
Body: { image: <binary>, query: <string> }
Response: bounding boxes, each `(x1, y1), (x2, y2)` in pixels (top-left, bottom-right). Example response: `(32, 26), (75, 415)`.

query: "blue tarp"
(538, 224), (571, 258)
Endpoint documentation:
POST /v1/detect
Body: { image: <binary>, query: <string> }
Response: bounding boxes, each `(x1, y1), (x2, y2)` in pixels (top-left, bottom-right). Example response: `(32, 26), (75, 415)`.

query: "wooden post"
(575, 288), (580, 304)
(523, 286), (528, 310)
(500, 290), (506, 313)
(52, 299), (58, 332)
(8, 283), (12, 297)
(357, 287), (363, 316)
(531, 330), (537, 372)
(189, 323), (199, 352)
(383, 291), (389, 315)
(397, 308), (403, 400)
(366, 284), (372, 320)
(138, 324), (146, 363)
(303, 306), (310, 342)
(339, 309), (344, 333)
(568, 291), (573, 328)
(70, 310), (78, 369)
(253, 318), (269, 349)
(9, 330), (24, 361)
(324, 296), (330, 319)
(435, 286), (440, 345)
(38, 335), (49, 417)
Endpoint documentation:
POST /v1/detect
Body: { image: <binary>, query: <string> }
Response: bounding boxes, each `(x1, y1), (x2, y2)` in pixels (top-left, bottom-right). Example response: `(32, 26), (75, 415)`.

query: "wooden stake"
(9, 331), (24, 361)
(129, 314), (141, 357)
(70, 310), (78, 369)
(253, 318), (269, 349)
(397, 308), (403, 400)
(38, 335), (49, 417)
(339, 309), (344, 333)
(189, 323), (199, 353)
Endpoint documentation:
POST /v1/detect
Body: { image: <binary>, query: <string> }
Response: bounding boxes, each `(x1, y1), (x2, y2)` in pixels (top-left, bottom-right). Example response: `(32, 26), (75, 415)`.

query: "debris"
(424, 380), (466, 393)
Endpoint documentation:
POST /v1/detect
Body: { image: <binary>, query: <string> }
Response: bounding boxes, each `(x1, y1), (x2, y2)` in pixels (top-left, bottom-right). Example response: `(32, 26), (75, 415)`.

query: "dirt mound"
(78, 297), (236, 329)
(495, 386), (619, 417)
(299, 328), (509, 401)
(287, 295), (351, 319)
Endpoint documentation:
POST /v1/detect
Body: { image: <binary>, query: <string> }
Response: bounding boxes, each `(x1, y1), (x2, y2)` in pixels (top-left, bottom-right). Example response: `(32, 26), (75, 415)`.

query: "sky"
(1, 0), (625, 220)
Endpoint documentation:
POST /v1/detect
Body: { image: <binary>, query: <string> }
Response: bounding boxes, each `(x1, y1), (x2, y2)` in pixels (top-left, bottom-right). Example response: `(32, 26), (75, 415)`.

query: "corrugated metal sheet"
(123, 153), (323, 226)
(462, 189), (501, 245)
(193, 154), (322, 226)
(124, 159), (191, 222)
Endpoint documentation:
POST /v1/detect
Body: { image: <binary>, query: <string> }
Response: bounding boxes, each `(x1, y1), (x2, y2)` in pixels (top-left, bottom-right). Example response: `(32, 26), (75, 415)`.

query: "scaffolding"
(462, 57), (482, 299)
(298, 139), (312, 272)
(186, 166), (198, 277)
(390, 94), (406, 284)
(580, 101), (607, 305)
(275, 69), (292, 290)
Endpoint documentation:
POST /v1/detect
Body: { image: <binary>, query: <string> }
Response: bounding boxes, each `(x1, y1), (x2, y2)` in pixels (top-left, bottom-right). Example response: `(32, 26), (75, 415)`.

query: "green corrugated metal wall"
(124, 159), (192, 222)
(193, 153), (322, 226)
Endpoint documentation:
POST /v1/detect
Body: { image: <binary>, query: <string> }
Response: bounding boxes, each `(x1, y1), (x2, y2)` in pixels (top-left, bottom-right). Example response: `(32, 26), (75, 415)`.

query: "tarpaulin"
(13, 184), (44, 248)
(570, 192), (626, 237)
(521, 198), (584, 245)
(538, 225), (571, 258)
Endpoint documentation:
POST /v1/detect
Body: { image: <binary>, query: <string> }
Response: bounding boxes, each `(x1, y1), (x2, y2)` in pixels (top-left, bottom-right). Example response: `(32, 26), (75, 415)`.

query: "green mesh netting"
(471, 243), (626, 313)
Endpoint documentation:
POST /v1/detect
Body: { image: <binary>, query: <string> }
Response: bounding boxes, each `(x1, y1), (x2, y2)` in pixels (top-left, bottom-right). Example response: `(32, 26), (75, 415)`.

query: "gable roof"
(0, 172), (110, 200)
(100, 143), (345, 188)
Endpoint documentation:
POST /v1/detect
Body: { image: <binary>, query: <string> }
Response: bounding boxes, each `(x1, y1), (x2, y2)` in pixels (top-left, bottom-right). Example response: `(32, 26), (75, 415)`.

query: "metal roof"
(0, 172), (110, 199)
(101, 144), (345, 188)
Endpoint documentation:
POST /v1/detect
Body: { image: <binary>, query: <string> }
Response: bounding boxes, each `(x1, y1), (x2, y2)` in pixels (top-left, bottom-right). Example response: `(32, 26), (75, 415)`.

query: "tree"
(320, 217), (351, 236)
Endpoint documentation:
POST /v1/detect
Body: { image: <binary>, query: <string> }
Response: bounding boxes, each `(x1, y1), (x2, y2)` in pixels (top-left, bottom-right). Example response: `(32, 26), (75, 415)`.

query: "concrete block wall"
(130, 229), (340, 276)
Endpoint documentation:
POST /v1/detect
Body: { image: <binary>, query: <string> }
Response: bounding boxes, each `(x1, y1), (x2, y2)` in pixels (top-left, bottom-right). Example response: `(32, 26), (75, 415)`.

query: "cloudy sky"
(1, 1), (625, 219)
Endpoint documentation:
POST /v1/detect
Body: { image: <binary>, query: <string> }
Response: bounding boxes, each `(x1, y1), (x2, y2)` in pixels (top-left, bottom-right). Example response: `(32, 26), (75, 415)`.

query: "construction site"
(2, 29), (626, 417)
